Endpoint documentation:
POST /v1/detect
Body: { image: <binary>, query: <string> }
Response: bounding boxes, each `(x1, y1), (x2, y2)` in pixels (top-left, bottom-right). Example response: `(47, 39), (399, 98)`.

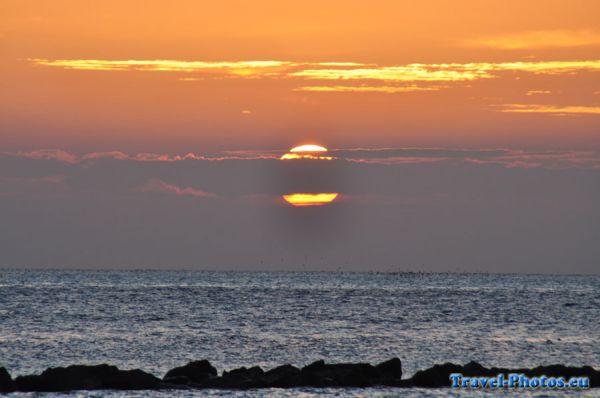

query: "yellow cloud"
(526, 90), (551, 96)
(463, 30), (600, 49)
(292, 61), (600, 82)
(499, 104), (600, 115)
(27, 58), (600, 93)
(29, 59), (295, 76)
(294, 85), (440, 93)
(291, 64), (491, 82)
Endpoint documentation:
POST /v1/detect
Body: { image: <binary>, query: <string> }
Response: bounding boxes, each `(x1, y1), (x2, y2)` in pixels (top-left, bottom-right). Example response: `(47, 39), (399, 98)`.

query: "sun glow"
(282, 193), (339, 207)
(280, 144), (333, 160)
(280, 144), (338, 206)
(289, 144), (327, 152)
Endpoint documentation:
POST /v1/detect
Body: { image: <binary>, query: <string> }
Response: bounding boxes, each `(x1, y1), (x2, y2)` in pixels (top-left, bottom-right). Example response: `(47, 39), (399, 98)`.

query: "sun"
(279, 143), (338, 207)
(282, 193), (339, 207)
(280, 144), (333, 160)
(289, 144), (327, 153)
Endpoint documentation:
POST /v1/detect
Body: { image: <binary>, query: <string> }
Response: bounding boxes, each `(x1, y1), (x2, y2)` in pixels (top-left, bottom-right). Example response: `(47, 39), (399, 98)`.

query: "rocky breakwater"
(0, 358), (598, 392)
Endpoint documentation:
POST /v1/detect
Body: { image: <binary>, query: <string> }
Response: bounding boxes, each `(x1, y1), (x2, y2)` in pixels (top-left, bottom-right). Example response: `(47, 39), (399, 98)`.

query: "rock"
(109, 368), (162, 390)
(524, 364), (600, 387)
(374, 357), (402, 381)
(0, 367), (13, 392)
(6, 359), (600, 391)
(462, 361), (487, 374)
(300, 360), (374, 387)
(409, 362), (600, 388)
(220, 366), (265, 389)
(263, 364), (301, 387)
(223, 365), (264, 379)
(300, 360), (335, 387)
(302, 360), (325, 373)
(328, 363), (374, 387)
(163, 360), (217, 384)
(14, 364), (161, 392)
(410, 363), (464, 387)
(14, 374), (43, 392)
(162, 375), (191, 385)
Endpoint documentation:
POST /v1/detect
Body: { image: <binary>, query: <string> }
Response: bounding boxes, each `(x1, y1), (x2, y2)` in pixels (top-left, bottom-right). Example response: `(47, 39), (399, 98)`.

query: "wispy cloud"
(294, 85), (441, 93)
(28, 59), (295, 76)
(462, 29), (600, 49)
(291, 60), (600, 82)
(526, 90), (551, 96)
(463, 150), (600, 169)
(8, 149), (79, 164)
(290, 64), (488, 82)
(3, 150), (278, 164)
(3, 148), (600, 169)
(0, 175), (66, 196)
(28, 58), (600, 85)
(136, 179), (216, 198)
(498, 104), (600, 115)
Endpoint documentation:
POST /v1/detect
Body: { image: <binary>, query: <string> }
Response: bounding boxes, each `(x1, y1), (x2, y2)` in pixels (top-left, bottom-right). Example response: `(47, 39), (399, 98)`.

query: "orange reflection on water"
(282, 193), (339, 207)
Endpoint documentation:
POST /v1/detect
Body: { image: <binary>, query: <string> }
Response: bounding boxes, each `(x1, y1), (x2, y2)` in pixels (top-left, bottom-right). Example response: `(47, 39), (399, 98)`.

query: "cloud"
(4, 149), (79, 164)
(525, 90), (551, 96)
(4, 150), (277, 164)
(135, 179), (217, 198)
(0, 175), (66, 196)
(2, 148), (599, 272)
(463, 150), (600, 169)
(28, 59), (296, 75)
(291, 60), (600, 82)
(28, 58), (600, 88)
(294, 85), (441, 93)
(498, 104), (600, 115)
(462, 29), (600, 49)
(3, 148), (600, 170)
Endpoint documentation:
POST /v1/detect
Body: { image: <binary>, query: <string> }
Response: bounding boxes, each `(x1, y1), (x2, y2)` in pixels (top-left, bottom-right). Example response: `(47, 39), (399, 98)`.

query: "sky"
(1, 0), (599, 272)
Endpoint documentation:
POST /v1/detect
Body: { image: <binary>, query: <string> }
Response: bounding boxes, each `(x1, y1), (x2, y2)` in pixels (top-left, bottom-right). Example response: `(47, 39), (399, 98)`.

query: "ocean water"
(1, 270), (599, 397)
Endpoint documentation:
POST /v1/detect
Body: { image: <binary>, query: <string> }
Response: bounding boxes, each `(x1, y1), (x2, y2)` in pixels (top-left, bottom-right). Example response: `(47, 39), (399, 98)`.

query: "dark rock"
(298, 360), (332, 387)
(6, 358), (600, 391)
(162, 375), (191, 385)
(163, 360), (217, 383)
(110, 368), (162, 390)
(374, 357), (402, 381)
(300, 361), (374, 387)
(223, 365), (264, 379)
(329, 363), (374, 387)
(15, 374), (44, 392)
(409, 362), (600, 388)
(0, 367), (13, 392)
(410, 363), (464, 387)
(462, 361), (487, 374)
(220, 366), (265, 389)
(263, 364), (301, 388)
(301, 360), (325, 373)
(522, 364), (600, 387)
(14, 364), (161, 392)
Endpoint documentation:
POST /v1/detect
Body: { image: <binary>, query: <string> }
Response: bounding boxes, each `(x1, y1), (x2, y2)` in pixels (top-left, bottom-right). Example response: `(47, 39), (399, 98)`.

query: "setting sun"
(280, 144), (333, 160)
(280, 144), (338, 206)
(282, 193), (339, 207)
(289, 144), (327, 153)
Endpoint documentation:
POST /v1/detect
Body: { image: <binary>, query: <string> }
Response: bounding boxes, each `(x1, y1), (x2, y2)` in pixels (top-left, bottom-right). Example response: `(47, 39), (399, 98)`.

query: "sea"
(1, 270), (599, 397)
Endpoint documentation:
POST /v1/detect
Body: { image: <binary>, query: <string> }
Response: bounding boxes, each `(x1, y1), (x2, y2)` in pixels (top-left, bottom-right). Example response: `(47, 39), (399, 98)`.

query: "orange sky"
(2, 0), (600, 152)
